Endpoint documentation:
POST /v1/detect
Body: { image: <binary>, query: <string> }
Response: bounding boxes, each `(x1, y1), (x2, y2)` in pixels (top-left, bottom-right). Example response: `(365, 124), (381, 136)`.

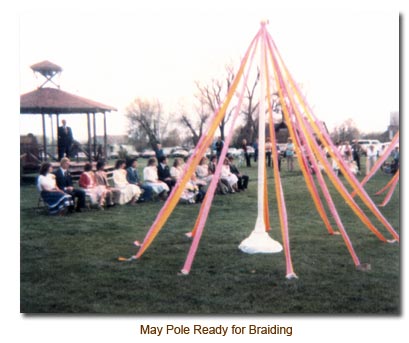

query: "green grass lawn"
(20, 158), (400, 314)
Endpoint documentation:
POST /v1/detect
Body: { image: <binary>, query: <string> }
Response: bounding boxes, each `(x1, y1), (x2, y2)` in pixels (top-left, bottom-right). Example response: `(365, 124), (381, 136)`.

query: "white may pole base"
(239, 230), (283, 254)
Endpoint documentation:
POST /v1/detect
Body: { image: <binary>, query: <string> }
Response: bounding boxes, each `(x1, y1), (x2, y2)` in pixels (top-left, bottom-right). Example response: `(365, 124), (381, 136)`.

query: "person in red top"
(79, 163), (108, 209)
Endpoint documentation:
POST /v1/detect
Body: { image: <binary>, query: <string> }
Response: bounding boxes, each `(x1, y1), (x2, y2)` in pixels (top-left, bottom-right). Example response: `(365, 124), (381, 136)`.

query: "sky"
(18, 6), (399, 142)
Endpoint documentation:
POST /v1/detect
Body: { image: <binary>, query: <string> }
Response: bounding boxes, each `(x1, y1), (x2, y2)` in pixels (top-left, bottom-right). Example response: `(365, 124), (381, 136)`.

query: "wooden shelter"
(20, 60), (117, 162)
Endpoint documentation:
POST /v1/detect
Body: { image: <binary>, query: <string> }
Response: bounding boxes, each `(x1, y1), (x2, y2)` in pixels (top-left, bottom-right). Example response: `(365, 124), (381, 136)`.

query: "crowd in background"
(37, 136), (399, 216)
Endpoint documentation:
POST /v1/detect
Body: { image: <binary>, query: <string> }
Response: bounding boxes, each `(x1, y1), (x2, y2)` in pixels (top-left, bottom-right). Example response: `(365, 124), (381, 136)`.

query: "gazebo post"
(49, 114), (54, 158)
(41, 113), (47, 161)
(87, 112), (92, 162)
(93, 112), (97, 160)
(103, 112), (108, 161)
(56, 114), (60, 160)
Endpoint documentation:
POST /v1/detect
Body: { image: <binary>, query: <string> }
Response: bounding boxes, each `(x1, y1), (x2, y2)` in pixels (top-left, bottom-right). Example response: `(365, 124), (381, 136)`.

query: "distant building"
(387, 111), (399, 140)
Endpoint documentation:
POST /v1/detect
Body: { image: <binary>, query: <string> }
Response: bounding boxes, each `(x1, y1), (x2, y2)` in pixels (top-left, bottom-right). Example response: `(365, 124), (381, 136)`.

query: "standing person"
(54, 157), (86, 212)
(155, 142), (165, 161)
(366, 145), (377, 175)
(228, 155), (249, 190)
(253, 138), (259, 162)
(143, 158), (169, 200)
(274, 141), (282, 171)
(351, 139), (362, 172)
(265, 138), (273, 167)
(37, 162), (74, 215)
(57, 119), (74, 160)
(157, 156), (176, 191)
(285, 138), (295, 171)
(215, 137), (224, 161)
(126, 158), (153, 202)
(242, 139), (251, 167)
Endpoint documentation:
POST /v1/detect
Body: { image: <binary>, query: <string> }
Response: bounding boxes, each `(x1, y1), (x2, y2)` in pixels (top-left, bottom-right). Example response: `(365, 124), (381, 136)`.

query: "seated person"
(79, 162), (108, 209)
(143, 158), (169, 200)
(170, 158), (198, 203)
(54, 157), (86, 212)
(126, 158), (153, 202)
(208, 155), (232, 194)
(37, 162), (74, 215)
(112, 159), (141, 205)
(196, 156), (213, 187)
(228, 155), (249, 190)
(391, 146), (399, 174)
(94, 160), (117, 207)
(157, 156), (176, 191)
(221, 157), (239, 192)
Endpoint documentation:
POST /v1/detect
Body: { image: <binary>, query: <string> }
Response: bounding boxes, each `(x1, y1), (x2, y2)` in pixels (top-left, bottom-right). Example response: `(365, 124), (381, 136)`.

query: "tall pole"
(41, 113), (47, 161)
(239, 21), (282, 254)
(93, 112), (97, 160)
(49, 114), (54, 158)
(56, 114), (60, 160)
(87, 112), (92, 162)
(103, 112), (108, 161)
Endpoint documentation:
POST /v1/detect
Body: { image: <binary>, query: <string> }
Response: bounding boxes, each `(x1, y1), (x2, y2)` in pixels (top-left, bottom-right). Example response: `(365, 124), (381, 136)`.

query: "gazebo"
(20, 60), (117, 162)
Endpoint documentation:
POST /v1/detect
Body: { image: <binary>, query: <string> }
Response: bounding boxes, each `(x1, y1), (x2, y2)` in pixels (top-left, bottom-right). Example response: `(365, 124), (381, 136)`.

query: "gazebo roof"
(31, 60), (63, 74)
(20, 87), (117, 114)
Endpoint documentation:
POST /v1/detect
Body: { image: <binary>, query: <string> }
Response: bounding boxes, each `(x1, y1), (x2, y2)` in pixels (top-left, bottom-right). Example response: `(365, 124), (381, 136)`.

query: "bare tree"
(330, 118), (360, 143)
(126, 98), (167, 150)
(233, 69), (260, 146)
(178, 101), (209, 146)
(194, 64), (236, 141)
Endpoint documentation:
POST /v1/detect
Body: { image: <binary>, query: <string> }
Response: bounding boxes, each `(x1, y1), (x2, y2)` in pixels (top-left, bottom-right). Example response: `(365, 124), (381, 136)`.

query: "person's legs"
(242, 175), (249, 189)
(72, 188), (86, 210)
(58, 145), (64, 160)
(266, 152), (271, 167)
(140, 184), (153, 201)
(237, 176), (244, 190)
(246, 153), (251, 167)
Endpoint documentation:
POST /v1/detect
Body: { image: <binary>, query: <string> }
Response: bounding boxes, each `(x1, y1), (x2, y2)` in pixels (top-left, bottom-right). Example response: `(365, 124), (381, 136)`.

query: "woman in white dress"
(113, 160), (141, 205)
(221, 158), (239, 192)
(37, 162), (74, 215)
(196, 157), (213, 187)
(143, 158), (169, 199)
(170, 158), (198, 203)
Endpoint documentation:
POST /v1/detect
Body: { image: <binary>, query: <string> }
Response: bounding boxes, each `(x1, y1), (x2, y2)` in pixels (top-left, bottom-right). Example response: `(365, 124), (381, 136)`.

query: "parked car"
(162, 147), (173, 157)
(357, 139), (381, 156)
(120, 144), (140, 158)
(141, 149), (156, 158)
(227, 147), (241, 158)
(171, 148), (189, 158)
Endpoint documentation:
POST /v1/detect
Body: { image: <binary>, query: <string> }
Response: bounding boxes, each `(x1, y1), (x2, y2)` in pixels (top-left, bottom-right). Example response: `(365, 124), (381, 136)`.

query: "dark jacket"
(54, 167), (74, 190)
(157, 163), (171, 181)
(229, 164), (240, 175)
(58, 126), (73, 148)
(126, 167), (141, 185)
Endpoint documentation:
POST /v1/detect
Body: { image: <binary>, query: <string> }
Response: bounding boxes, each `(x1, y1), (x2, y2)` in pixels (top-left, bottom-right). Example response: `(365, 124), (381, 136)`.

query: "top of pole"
(260, 19), (269, 26)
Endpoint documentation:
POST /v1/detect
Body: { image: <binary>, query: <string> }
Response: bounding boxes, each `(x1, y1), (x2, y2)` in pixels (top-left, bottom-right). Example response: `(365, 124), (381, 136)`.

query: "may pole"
(239, 21), (283, 254)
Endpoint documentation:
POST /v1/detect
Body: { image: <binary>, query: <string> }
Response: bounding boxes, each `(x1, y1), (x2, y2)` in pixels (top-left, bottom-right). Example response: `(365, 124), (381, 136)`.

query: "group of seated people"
(196, 155), (249, 195)
(37, 153), (249, 215)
